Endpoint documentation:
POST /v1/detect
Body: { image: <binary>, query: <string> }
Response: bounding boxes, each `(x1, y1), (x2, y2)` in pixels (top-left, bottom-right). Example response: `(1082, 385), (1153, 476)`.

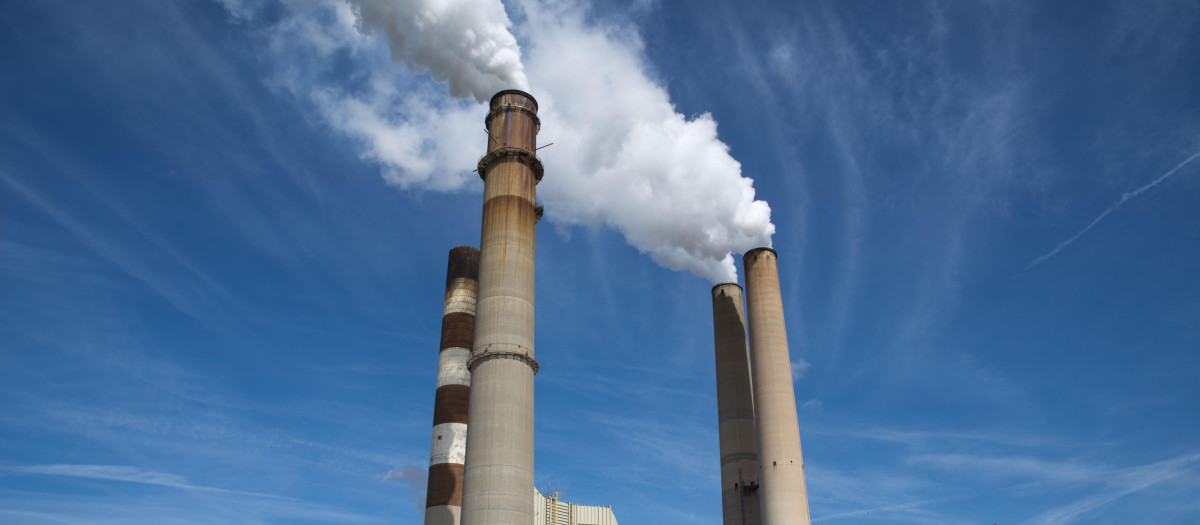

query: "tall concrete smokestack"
(712, 283), (762, 525)
(461, 89), (542, 525)
(743, 248), (811, 525)
(425, 246), (480, 525)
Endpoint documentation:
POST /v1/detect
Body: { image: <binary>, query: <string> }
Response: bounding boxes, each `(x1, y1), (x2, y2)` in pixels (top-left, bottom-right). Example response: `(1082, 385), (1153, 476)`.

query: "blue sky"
(2, 0), (1199, 524)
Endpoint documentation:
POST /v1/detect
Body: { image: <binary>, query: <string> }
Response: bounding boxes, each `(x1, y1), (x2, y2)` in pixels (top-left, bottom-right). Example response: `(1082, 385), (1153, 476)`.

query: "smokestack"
(460, 89), (542, 525)
(743, 248), (811, 525)
(712, 283), (762, 525)
(425, 246), (480, 525)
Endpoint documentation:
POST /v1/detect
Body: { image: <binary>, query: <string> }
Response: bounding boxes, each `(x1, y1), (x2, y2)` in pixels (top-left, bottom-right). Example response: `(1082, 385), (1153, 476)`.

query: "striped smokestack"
(460, 89), (542, 525)
(743, 248), (811, 525)
(712, 283), (762, 525)
(425, 245), (480, 525)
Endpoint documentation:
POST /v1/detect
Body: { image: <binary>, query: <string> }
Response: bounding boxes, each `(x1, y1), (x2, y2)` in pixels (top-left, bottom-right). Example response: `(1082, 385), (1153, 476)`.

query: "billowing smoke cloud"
(519, 1), (774, 282)
(226, 0), (774, 283)
(345, 0), (528, 102)
(377, 462), (427, 510)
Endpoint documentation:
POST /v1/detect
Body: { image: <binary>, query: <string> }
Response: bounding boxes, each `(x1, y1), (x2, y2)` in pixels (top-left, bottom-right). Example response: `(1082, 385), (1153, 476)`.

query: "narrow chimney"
(460, 89), (542, 525)
(425, 245), (479, 525)
(712, 283), (762, 525)
(743, 248), (811, 525)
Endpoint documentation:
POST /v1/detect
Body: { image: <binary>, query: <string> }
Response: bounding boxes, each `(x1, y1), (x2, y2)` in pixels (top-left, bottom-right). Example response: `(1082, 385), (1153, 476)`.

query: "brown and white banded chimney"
(743, 248), (811, 525)
(460, 89), (542, 525)
(425, 245), (480, 525)
(712, 283), (762, 525)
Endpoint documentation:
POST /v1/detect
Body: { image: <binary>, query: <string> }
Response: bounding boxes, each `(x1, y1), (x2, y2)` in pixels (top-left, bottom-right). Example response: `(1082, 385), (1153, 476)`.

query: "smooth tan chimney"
(712, 283), (762, 525)
(743, 248), (810, 525)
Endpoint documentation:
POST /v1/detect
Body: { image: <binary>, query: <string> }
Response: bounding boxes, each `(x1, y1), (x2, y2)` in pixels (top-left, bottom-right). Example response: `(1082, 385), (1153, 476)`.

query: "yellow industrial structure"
(534, 488), (619, 525)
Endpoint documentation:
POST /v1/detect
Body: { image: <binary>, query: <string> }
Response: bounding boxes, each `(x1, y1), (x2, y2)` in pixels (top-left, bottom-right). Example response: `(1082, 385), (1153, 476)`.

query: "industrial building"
(418, 89), (811, 525)
(534, 488), (619, 525)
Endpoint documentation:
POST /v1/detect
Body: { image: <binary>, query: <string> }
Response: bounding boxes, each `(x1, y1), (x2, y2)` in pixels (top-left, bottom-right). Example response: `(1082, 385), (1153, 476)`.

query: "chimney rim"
(711, 282), (743, 294)
(490, 89), (538, 111)
(743, 247), (777, 261)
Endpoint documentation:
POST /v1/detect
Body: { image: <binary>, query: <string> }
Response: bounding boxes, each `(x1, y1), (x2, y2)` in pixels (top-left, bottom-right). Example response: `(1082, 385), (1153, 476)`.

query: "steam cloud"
(377, 462), (427, 510)
(229, 0), (775, 283)
(521, 2), (774, 282)
(346, 0), (528, 102)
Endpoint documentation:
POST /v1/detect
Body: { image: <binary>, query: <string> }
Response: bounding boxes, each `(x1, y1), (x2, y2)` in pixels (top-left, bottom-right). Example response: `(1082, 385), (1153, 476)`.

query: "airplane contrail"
(1025, 148), (1200, 270)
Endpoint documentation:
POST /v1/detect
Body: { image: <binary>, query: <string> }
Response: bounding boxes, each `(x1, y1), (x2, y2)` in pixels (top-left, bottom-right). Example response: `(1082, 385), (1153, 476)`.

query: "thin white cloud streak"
(812, 493), (967, 522)
(806, 423), (1054, 449)
(909, 453), (1101, 483)
(226, 0), (774, 283)
(0, 488), (385, 525)
(551, 408), (717, 493)
(1019, 452), (1200, 525)
(29, 401), (416, 473)
(0, 464), (287, 500)
(0, 171), (235, 337)
(2, 395), (426, 519)
(1026, 148), (1200, 270)
(802, 463), (960, 522)
(0, 124), (253, 318)
(799, 399), (822, 410)
(0, 508), (76, 524)
(907, 451), (1200, 525)
(814, 452), (1200, 524)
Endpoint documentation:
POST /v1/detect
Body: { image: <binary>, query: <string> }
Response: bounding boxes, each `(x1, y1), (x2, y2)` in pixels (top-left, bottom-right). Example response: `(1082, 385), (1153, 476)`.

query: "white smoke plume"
(376, 462), (427, 510)
(516, 1), (774, 282)
(345, 0), (528, 102)
(227, 0), (774, 283)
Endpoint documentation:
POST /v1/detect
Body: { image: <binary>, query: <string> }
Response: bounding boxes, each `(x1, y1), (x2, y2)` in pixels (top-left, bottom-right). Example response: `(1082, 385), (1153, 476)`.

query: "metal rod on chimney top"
(712, 283), (762, 525)
(460, 89), (542, 525)
(743, 248), (811, 525)
(424, 246), (480, 525)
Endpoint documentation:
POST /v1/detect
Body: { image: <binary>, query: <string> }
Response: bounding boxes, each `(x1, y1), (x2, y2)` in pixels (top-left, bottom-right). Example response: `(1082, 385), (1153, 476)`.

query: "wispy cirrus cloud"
(807, 448), (1200, 524)
(804, 419), (1058, 450)
(1020, 452), (1200, 525)
(812, 492), (971, 522)
(792, 357), (812, 379)
(0, 487), (384, 525)
(0, 169), (244, 339)
(0, 464), (286, 500)
(908, 453), (1102, 483)
(1025, 148), (1200, 270)
(712, 0), (1038, 381)
(0, 508), (76, 524)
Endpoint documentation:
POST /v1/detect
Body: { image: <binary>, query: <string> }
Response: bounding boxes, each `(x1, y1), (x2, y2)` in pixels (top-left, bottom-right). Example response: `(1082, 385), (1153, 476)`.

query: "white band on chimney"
(436, 348), (471, 388)
(444, 278), (478, 315)
(430, 422), (468, 466)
